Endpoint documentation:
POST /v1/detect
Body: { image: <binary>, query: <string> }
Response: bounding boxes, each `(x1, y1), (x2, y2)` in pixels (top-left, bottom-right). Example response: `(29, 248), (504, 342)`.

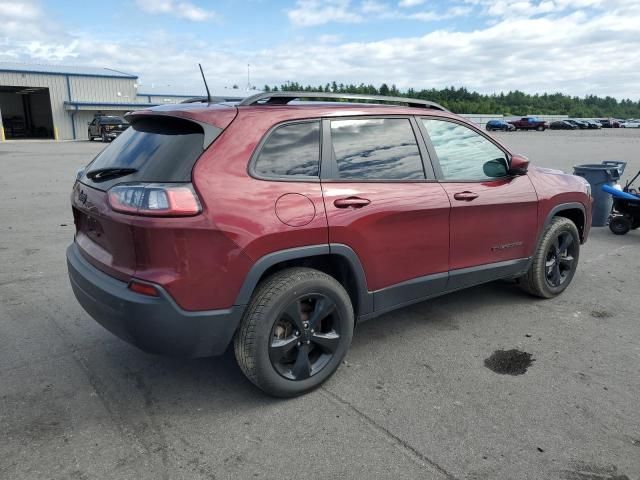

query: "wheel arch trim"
(541, 201), (587, 242)
(234, 244), (373, 316)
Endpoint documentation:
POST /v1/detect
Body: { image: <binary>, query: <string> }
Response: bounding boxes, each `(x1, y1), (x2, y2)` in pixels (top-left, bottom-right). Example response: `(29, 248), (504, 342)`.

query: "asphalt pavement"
(1, 129), (639, 480)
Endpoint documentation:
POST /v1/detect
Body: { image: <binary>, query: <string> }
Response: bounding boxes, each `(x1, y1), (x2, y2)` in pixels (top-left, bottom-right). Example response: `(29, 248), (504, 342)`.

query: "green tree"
(260, 81), (640, 117)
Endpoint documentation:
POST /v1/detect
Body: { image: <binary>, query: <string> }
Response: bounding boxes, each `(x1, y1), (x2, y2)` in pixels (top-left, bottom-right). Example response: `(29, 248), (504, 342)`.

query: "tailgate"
(71, 182), (136, 281)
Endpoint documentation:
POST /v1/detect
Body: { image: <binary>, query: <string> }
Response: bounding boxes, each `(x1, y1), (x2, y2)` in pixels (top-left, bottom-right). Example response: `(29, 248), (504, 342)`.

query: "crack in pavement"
(320, 387), (459, 480)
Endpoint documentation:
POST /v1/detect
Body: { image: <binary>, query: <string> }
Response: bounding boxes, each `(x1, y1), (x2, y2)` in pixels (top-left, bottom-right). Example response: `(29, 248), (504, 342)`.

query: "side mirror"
(87, 122), (91, 125)
(509, 154), (530, 175)
(483, 158), (509, 178)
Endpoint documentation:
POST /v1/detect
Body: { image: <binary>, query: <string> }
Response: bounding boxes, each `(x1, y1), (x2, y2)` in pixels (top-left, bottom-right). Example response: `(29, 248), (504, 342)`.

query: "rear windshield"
(99, 116), (127, 125)
(81, 116), (215, 190)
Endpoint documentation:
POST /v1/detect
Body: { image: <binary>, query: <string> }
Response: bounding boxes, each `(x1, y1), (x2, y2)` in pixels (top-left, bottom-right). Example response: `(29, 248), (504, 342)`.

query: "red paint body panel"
(321, 183), (450, 290)
(527, 166), (593, 241)
(440, 176), (539, 270)
(71, 102), (592, 316)
(71, 183), (136, 282)
(193, 110), (329, 265)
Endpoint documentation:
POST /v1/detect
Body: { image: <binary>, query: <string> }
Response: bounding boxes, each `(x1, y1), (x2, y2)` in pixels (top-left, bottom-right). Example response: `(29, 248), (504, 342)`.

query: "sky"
(0, 0), (639, 99)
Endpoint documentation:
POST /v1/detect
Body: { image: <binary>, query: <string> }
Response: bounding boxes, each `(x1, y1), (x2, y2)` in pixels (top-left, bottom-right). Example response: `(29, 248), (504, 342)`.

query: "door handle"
(453, 191), (479, 201)
(334, 197), (371, 209)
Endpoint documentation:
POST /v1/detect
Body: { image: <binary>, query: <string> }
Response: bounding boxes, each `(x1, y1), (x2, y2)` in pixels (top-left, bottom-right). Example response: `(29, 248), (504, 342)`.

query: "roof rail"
(181, 96), (244, 104)
(237, 91), (448, 111)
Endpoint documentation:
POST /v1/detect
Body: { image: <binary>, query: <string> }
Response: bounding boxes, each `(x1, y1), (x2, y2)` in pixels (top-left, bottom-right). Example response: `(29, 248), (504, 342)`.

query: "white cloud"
(0, 1), (73, 53)
(289, 0), (472, 25)
(398, 0), (426, 7)
(1, 1), (640, 100)
(0, 2), (40, 19)
(408, 6), (472, 21)
(134, 0), (217, 22)
(463, 0), (624, 18)
(361, 0), (388, 14)
(288, 0), (363, 26)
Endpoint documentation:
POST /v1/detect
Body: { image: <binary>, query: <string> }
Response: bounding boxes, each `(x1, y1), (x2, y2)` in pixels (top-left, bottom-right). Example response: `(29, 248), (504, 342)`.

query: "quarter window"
(421, 119), (507, 181)
(254, 121), (320, 178)
(330, 118), (425, 180)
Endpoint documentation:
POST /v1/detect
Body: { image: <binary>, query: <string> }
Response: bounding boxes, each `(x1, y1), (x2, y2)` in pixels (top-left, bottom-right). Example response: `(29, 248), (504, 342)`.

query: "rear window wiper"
(85, 167), (138, 181)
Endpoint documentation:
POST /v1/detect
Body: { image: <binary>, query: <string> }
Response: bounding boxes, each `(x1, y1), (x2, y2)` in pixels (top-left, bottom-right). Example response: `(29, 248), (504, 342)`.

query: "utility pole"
(247, 63), (251, 91)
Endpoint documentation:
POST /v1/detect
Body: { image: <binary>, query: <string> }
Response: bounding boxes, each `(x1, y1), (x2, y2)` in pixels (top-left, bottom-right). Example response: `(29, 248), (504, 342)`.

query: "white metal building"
(0, 63), (199, 141)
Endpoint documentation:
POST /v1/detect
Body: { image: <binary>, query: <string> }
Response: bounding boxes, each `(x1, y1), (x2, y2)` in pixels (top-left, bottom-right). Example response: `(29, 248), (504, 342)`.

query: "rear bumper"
(66, 243), (244, 358)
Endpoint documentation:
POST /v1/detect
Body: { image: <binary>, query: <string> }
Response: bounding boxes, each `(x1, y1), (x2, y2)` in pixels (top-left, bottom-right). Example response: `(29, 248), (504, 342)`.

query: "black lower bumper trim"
(66, 244), (244, 358)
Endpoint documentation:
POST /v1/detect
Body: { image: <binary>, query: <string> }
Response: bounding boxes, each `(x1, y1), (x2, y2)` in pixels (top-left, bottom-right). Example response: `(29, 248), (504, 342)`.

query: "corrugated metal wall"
(69, 77), (137, 103)
(142, 94), (191, 105)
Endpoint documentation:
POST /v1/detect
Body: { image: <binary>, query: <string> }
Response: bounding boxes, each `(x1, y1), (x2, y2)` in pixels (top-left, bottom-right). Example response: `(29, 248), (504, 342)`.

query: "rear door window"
(328, 118), (425, 180)
(253, 121), (320, 178)
(81, 116), (217, 190)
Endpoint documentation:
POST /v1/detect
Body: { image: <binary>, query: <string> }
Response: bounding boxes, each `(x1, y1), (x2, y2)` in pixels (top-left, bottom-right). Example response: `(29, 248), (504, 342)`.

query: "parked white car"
(621, 119), (640, 128)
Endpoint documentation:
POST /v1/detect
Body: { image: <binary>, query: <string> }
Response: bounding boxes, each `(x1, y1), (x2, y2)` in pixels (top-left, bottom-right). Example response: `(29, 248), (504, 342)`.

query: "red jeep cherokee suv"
(67, 92), (592, 397)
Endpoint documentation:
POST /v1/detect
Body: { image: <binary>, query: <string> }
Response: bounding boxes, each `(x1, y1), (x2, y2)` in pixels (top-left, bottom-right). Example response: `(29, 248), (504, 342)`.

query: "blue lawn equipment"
(602, 168), (640, 235)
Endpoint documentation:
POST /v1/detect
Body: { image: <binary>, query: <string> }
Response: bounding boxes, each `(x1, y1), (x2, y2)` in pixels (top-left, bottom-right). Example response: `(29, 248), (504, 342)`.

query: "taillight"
(108, 183), (201, 217)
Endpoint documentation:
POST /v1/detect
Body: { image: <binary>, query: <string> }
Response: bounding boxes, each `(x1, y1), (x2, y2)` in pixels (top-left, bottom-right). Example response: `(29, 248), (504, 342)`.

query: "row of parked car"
(486, 117), (640, 132)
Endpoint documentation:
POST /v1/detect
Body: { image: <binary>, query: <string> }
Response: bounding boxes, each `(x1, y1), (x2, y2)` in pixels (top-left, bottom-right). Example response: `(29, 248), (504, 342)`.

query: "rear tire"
(234, 267), (354, 397)
(88, 131), (93, 141)
(609, 216), (631, 235)
(519, 217), (580, 298)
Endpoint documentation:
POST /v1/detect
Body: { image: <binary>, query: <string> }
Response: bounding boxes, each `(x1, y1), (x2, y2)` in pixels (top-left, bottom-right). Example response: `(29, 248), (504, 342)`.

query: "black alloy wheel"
(269, 293), (342, 380)
(235, 267), (354, 397)
(519, 216), (580, 298)
(544, 231), (577, 288)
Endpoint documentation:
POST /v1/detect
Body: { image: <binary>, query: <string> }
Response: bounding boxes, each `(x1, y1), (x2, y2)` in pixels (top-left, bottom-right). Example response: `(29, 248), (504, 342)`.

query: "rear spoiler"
(124, 112), (222, 150)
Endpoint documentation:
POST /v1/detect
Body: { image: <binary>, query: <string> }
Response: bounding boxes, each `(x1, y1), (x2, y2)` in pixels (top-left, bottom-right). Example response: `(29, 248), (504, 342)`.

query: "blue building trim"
(71, 106), (78, 141)
(0, 68), (137, 79)
(65, 75), (76, 140)
(63, 101), (158, 108)
(138, 93), (200, 98)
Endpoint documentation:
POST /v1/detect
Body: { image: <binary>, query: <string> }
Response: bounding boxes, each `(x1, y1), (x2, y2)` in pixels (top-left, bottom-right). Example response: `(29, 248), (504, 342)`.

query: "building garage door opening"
(0, 86), (54, 139)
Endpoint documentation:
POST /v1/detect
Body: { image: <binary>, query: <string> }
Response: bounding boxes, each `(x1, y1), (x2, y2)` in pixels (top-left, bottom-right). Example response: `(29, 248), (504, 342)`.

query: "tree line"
(262, 82), (640, 118)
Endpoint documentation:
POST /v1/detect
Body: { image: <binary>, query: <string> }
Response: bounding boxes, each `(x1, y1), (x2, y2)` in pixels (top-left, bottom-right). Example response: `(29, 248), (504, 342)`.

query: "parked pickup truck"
(508, 117), (549, 131)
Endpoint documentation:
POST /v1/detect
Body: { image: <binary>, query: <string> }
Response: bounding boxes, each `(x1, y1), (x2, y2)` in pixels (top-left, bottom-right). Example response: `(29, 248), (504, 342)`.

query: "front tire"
(234, 267), (354, 397)
(519, 217), (580, 298)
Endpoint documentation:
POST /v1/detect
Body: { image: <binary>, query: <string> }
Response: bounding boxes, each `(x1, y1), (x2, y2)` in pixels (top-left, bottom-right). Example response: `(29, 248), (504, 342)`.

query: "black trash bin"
(573, 161), (627, 227)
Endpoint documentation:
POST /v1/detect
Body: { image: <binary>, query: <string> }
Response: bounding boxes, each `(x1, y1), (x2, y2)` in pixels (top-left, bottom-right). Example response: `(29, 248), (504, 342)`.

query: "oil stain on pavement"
(484, 349), (534, 375)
